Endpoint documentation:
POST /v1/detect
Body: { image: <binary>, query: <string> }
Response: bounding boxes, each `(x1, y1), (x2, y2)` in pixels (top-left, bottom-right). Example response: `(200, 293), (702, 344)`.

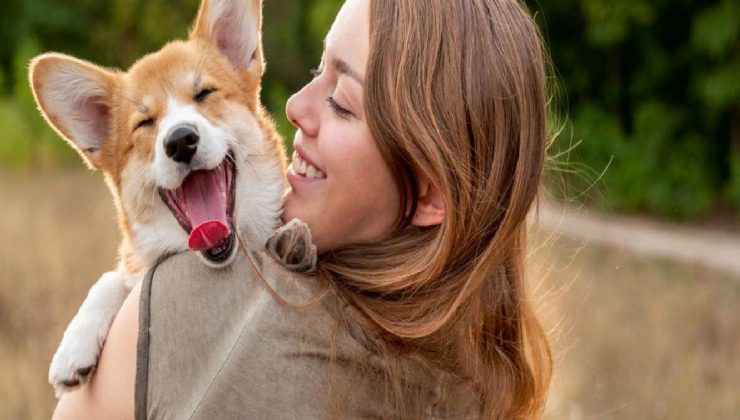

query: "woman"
(53, 0), (552, 418)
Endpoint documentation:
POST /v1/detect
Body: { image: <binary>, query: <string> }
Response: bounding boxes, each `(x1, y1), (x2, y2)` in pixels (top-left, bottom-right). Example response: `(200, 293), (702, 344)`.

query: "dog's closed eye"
(194, 87), (217, 103)
(134, 117), (156, 132)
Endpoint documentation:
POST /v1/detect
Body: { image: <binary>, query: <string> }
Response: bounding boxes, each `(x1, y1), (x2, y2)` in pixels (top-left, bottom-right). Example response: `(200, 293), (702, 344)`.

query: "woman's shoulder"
(143, 249), (349, 356)
(139, 250), (384, 419)
(136, 250), (481, 419)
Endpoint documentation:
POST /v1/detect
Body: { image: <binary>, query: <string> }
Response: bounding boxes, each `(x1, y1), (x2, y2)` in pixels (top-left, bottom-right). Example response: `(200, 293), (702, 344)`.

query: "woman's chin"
(282, 194), (312, 228)
(280, 196), (299, 224)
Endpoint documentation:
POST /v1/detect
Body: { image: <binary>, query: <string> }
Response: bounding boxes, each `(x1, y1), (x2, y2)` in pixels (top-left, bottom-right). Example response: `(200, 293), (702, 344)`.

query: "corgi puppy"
(29, 0), (308, 396)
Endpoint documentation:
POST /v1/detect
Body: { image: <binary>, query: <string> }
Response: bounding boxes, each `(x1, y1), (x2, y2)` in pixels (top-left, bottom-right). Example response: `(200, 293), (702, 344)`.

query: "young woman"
(53, 0), (552, 418)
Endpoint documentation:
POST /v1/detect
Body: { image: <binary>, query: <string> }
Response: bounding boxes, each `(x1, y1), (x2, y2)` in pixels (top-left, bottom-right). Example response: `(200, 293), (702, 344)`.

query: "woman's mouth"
(290, 150), (326, 180)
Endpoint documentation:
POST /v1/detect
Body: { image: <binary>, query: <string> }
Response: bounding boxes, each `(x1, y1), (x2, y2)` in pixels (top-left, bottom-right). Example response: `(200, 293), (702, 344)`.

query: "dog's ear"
(191, 0), (263, 74)
(29, 53), (118, 170)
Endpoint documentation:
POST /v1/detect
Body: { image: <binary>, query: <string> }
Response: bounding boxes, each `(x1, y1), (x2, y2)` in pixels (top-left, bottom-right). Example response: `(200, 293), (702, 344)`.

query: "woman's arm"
(52, 281), (141, 420)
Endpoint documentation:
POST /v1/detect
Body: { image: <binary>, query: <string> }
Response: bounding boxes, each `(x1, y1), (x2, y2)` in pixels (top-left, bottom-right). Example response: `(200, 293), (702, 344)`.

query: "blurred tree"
(529, 0), (740, 218)
(0, 0), (337, 166)
(1, 0), (738, 219)
(262, 0), (343, 148)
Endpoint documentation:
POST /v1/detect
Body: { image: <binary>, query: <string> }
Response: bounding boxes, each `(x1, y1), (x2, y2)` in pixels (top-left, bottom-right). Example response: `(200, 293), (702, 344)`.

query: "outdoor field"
(1, 0), (739, 418)
(1, 170), (738, 419)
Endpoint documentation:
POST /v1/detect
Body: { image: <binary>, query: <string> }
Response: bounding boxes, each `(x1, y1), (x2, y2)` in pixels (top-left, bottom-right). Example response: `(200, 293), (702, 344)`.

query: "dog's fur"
(29, 0), (309, 396)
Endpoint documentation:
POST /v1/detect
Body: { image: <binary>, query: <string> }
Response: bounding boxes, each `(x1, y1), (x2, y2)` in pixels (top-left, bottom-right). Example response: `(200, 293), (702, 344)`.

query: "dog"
(29, 0), (315, 396)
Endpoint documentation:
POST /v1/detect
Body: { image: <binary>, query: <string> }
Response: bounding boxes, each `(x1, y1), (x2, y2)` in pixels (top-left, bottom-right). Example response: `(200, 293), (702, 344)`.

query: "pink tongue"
(182, 169), (230, 252)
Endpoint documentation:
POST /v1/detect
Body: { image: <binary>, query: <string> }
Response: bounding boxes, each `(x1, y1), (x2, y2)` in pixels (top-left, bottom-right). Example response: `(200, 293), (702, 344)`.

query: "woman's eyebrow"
(332, 57), (364, 85)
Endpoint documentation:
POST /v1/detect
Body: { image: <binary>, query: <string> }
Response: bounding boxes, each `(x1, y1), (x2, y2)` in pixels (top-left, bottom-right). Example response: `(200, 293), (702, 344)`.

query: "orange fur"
(29, 2), (284, 273)
(32, 0), (291, 396)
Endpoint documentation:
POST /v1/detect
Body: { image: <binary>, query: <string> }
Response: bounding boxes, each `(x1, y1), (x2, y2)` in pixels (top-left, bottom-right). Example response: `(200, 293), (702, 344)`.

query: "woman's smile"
(281, 0), (401, 253)
(287, 145), (327, 182)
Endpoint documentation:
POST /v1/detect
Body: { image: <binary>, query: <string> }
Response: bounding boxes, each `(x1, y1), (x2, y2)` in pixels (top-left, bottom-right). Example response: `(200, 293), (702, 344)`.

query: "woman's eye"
(194, 87), (217, 103)
(134, 117), (155, 132)
(327, 96), (353, 119)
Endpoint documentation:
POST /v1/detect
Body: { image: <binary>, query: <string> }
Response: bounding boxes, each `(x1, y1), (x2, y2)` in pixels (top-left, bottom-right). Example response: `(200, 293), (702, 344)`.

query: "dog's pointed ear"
(191, 0), (263, 74)
(29, 53), (117, 170)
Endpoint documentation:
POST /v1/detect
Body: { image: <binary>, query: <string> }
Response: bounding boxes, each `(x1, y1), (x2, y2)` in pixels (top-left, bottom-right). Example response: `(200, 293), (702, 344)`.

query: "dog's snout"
(165, 124), (200, 164)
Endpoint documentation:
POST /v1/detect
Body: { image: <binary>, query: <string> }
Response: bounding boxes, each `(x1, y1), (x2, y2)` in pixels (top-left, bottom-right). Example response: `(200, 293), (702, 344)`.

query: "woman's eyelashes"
(310, 67), (354, 119)
(327, 96), (353, 119)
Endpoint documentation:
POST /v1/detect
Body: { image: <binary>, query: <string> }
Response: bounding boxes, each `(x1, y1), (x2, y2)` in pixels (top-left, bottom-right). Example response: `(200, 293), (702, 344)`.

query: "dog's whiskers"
(148, 183), (160, 214)
(129, 168), (158, 216)
(225, 153), (238, 167)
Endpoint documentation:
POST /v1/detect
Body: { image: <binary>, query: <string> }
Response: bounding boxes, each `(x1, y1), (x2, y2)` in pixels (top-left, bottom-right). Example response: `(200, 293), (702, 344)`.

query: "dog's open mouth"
(158, 154), (237, 263)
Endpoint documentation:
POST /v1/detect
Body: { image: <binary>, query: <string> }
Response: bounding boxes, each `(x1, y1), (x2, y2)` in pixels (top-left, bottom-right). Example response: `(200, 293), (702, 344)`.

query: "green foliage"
(696, 60), (740, 111)
(307, 0), (343, 43)
(580, 0), (654, 47)
(728, 153), (740, 207)
(0, 99), (33, 169)
(691, 0), (740, 59)
(0, 0), (337, 170)
(0, 35), (78, 169)
(12, 38), (41, 110)
(0, 0), (738, 219)
(532, 0), (740, 218)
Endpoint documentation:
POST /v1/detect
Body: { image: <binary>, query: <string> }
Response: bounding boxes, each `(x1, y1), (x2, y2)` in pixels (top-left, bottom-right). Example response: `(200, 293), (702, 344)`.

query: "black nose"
(165, 124), (199, 164)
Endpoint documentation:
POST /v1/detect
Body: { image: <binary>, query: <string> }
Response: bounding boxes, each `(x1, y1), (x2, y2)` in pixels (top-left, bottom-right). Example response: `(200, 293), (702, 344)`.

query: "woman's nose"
(286, 85), (319, 138)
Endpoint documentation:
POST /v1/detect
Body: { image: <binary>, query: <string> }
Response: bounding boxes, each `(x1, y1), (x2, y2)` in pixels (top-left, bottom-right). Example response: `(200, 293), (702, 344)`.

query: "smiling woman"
(285, 0), (553, 417)
(282, 0), (403, 253)
(53, 0), (552, 418)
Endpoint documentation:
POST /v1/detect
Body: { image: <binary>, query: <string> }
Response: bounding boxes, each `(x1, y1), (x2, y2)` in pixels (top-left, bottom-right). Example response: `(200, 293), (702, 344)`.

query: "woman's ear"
(411, 179), (445, 227)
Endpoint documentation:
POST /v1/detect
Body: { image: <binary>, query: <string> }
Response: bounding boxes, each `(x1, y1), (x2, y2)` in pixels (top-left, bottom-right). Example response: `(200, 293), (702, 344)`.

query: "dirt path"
(536, 201), (740, 278)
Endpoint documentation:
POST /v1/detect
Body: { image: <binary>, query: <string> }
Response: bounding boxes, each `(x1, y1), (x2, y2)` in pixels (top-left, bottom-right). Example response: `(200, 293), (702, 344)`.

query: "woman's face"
(283, 0), (400, 253)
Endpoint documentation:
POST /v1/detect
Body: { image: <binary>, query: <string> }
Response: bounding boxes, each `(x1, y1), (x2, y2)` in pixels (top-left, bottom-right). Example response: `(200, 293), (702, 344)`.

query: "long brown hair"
(317, 0), (552, 418)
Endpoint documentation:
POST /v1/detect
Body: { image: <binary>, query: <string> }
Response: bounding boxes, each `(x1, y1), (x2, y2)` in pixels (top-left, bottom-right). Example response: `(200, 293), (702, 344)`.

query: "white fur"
(223, 103), (284, 246)
(48, 270), (140, 396)
(154, 96), (230, 189)
(44, 0), (284, 396)
(119, 161), (190, 267)
(119, 94), (284, 267)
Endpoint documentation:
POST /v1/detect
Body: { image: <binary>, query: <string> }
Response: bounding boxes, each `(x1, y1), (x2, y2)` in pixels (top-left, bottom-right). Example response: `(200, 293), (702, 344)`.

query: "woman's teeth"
(292, 152), (326, 180)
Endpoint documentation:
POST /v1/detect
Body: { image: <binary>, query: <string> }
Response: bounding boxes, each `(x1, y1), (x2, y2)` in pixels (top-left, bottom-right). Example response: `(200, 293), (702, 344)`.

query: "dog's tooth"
(306, 165), (316, 179)
(316, 170), (326, 179)
(300, 160), (307, 175)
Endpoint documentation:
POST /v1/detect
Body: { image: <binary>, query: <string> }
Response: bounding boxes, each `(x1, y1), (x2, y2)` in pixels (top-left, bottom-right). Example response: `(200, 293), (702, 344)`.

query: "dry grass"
(0, 170), (119, 419)
(534, 234), (740, 420)
(0, 170), (738, 419)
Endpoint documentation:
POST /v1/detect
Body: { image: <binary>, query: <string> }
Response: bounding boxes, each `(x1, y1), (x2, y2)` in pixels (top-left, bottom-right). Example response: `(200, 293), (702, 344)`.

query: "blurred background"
(0, 0), (738, 418)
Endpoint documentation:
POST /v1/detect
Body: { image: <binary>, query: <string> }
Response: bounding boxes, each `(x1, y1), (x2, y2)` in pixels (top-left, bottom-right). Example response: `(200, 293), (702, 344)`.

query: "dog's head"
(29, 0), (286, 271)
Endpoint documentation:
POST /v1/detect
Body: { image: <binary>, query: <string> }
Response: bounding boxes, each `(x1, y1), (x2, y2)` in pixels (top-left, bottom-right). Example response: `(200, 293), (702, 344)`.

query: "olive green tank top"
(135, 250), (479, 419)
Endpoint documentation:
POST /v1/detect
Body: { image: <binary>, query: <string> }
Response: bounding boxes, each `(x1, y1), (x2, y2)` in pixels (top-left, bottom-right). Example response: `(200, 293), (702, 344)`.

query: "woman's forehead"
(324, 0), (369, 76)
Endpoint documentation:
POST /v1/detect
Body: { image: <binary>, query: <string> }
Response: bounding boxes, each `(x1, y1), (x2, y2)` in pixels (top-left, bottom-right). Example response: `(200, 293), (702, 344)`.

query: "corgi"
(29, 0), (314, 396)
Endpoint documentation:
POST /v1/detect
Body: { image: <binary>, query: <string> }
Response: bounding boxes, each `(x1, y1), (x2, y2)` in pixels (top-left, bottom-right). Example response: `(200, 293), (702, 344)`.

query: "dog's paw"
(48, 323), (103, 397)
(266, 218), (317, 273)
